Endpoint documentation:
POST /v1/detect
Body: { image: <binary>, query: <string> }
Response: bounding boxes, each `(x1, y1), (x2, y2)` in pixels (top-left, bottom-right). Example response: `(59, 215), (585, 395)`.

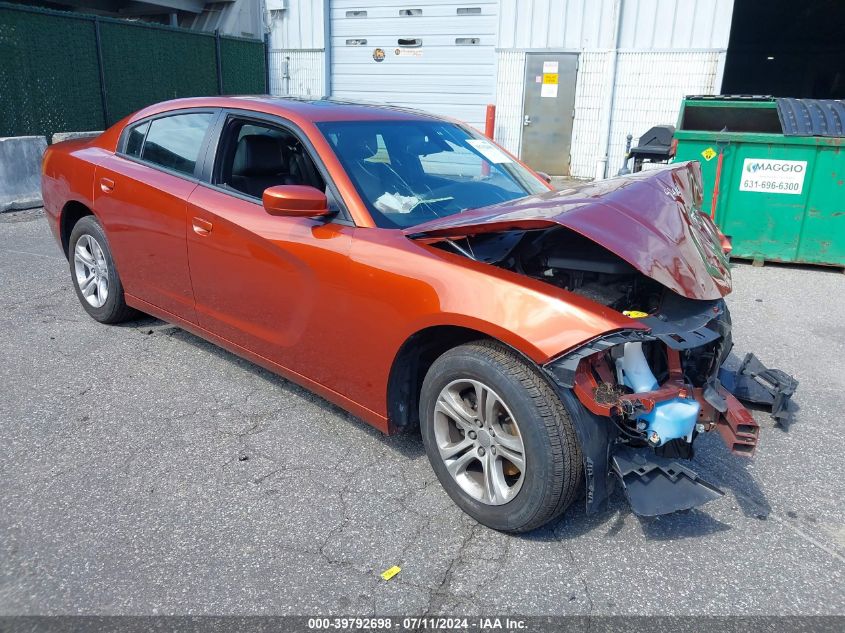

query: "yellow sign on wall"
(542, 73), (559, 85)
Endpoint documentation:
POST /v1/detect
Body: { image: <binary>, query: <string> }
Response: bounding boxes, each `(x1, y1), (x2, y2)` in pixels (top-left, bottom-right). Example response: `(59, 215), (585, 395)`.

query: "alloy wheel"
(73, 234), (109, 308)
(433, 379), (526, 505)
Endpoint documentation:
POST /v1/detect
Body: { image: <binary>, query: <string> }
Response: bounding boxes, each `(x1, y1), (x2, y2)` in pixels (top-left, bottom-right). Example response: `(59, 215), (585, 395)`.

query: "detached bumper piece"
(612, 448), (724, 516)
(713, 390), (760, 456)
(719, 352), (799, 429)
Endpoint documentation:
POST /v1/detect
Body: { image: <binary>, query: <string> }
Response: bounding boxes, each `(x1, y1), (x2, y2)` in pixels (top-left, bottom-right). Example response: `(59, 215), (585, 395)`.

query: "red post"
(481, 104), (497, 177)
(484, 104), (496, 139)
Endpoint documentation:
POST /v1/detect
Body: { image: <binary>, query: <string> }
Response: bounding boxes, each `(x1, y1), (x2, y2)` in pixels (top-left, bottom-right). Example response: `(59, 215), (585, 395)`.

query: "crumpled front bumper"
(542, 299), (760, 516)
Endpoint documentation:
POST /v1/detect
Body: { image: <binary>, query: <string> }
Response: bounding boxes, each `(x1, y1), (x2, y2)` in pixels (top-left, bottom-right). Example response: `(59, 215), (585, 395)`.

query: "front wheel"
(420, 341), (583, 532)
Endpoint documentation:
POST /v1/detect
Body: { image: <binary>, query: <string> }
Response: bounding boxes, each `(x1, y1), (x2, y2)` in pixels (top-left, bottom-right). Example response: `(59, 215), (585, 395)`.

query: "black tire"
(420, 340), (582, 533)
(68, 215), (137, 324)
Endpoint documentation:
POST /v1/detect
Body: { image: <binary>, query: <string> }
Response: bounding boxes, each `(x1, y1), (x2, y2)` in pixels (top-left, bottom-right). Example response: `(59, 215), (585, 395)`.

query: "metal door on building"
(329, 1), (499, 130)
(520, 53), (578, 175)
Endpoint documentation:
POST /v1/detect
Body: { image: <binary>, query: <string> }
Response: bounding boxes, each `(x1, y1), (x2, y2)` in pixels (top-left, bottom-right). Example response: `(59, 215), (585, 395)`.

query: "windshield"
(317, 120), (549, 229)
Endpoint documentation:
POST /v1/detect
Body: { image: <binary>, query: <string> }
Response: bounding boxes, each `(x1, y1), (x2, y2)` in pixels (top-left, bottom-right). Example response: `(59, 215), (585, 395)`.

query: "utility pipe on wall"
(283, 56), (291, 95)
(595, 0), (624, 181)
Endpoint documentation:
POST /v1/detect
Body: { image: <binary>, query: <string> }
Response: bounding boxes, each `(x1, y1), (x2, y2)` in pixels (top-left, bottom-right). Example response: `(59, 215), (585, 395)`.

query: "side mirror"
(536, 171), (552, 184)
(262, 185), (331, 218)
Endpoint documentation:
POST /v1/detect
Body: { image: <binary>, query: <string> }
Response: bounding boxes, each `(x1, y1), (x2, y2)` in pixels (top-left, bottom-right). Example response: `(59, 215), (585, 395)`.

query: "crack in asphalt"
(423, 522), (481, 615)
(566, 544), (594, 619)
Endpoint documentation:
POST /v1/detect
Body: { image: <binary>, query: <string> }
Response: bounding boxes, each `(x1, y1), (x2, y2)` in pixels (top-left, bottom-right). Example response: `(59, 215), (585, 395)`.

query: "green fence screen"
(0, 7), (105, 138)
(221, 36), (268, 95)
(0, 2), (266, 141)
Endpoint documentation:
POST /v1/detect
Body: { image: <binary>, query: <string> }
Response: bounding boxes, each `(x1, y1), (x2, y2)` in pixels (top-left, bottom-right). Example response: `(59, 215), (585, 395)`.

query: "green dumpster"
(673, 96), (845, 267)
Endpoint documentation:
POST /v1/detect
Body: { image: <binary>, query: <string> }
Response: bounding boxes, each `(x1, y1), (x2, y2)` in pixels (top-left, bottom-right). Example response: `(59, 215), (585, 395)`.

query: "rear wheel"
(68, 215), (137, 324)
(420, 340), (582, 532)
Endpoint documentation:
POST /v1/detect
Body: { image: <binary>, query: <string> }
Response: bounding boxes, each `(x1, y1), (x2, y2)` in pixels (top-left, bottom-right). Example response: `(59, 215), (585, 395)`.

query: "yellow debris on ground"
(380, 566), (401, 581)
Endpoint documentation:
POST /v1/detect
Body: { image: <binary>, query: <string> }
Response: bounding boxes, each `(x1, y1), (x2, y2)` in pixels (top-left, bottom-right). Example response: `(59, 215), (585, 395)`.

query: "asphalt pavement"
(1, 208), (843, 615)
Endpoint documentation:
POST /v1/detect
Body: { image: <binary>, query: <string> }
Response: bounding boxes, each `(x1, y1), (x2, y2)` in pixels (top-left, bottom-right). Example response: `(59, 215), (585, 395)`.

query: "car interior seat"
(287, 144), (325, 191)
(230, 134), (295, 198)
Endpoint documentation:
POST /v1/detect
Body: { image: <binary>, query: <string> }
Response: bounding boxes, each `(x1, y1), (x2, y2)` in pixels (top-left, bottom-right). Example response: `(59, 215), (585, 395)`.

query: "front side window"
(140, 112), (214, 176)
(317, 120), (547, 229)
(214, 118), (325, 199)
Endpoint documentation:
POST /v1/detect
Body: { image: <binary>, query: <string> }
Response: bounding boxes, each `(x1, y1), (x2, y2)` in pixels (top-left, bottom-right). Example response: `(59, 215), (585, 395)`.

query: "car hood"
(405, 161), (731, 301)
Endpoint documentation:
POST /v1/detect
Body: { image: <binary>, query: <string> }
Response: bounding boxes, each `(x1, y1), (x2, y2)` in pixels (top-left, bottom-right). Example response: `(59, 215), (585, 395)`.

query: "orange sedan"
(42, 97), (754, 531)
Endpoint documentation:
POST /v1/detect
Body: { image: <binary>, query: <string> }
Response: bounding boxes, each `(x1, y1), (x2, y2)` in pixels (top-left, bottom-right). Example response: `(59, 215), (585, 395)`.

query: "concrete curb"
(51, 131), (102, 144)
(0, 136), (48, 213)
(1, 132), (102, 213)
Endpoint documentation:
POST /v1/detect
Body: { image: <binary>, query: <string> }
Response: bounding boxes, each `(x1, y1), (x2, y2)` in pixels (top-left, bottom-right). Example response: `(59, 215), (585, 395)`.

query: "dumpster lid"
(685, 95), (774, 102)
(679, 96), (781, 134)
(776, 98), (845, 137)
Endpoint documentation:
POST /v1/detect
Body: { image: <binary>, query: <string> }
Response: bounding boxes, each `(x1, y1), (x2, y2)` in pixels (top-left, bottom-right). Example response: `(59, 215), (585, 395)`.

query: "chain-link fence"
(0, 2), (267, 141)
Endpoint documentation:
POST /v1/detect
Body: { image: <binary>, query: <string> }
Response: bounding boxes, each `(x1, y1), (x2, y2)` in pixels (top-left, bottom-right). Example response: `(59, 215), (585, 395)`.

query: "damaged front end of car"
(533, 257), (757, 517)
(407, 161), (762, 517)
(544, 303), (757, 516)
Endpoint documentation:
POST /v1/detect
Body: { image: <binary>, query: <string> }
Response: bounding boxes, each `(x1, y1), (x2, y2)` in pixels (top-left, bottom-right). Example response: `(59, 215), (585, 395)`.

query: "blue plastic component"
(616, 342), (700, 447)
(637, 397), (701, 446)
(620, 369), (657, 393)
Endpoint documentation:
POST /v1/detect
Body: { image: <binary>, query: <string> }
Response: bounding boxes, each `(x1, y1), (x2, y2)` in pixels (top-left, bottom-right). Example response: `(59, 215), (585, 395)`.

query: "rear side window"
(125, 121), (149, 157)
(141, 113), (214, 176)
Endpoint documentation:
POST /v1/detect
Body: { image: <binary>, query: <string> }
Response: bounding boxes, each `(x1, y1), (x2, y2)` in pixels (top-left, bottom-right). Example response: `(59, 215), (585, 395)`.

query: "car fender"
(42, 145), (99, 247)
(397, 239), (643, 365)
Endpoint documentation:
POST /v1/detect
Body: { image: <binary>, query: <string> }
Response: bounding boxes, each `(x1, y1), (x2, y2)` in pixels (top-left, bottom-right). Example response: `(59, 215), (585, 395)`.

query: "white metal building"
(265, 0), (735, 178)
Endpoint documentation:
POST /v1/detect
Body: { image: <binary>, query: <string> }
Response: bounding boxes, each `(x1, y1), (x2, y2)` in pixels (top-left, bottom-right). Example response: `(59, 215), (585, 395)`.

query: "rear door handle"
(99, 177), (115, 193)
(192, 217), (213, 236)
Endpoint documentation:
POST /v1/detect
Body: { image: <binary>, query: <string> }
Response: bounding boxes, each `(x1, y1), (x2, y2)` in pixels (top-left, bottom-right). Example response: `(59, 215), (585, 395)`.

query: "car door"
(185, 112), (355, 385)
(94, 109), (218, 321)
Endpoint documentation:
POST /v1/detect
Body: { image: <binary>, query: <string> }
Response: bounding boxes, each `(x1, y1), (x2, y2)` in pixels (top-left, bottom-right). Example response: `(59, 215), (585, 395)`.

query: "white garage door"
(330, 0), (499, 130)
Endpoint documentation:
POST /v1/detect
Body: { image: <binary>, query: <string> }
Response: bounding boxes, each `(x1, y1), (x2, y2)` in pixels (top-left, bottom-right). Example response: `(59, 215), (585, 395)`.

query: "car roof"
(127, 95), (445, 125)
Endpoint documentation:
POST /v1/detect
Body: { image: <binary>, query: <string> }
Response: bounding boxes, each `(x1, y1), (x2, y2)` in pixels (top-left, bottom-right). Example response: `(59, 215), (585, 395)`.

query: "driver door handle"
(192, 217), (213, 236)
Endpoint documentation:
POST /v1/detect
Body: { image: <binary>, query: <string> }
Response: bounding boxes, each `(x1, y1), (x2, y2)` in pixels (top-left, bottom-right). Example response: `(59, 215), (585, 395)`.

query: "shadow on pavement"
(116, 314), (426, 460)
(114, 314), (770, 538)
